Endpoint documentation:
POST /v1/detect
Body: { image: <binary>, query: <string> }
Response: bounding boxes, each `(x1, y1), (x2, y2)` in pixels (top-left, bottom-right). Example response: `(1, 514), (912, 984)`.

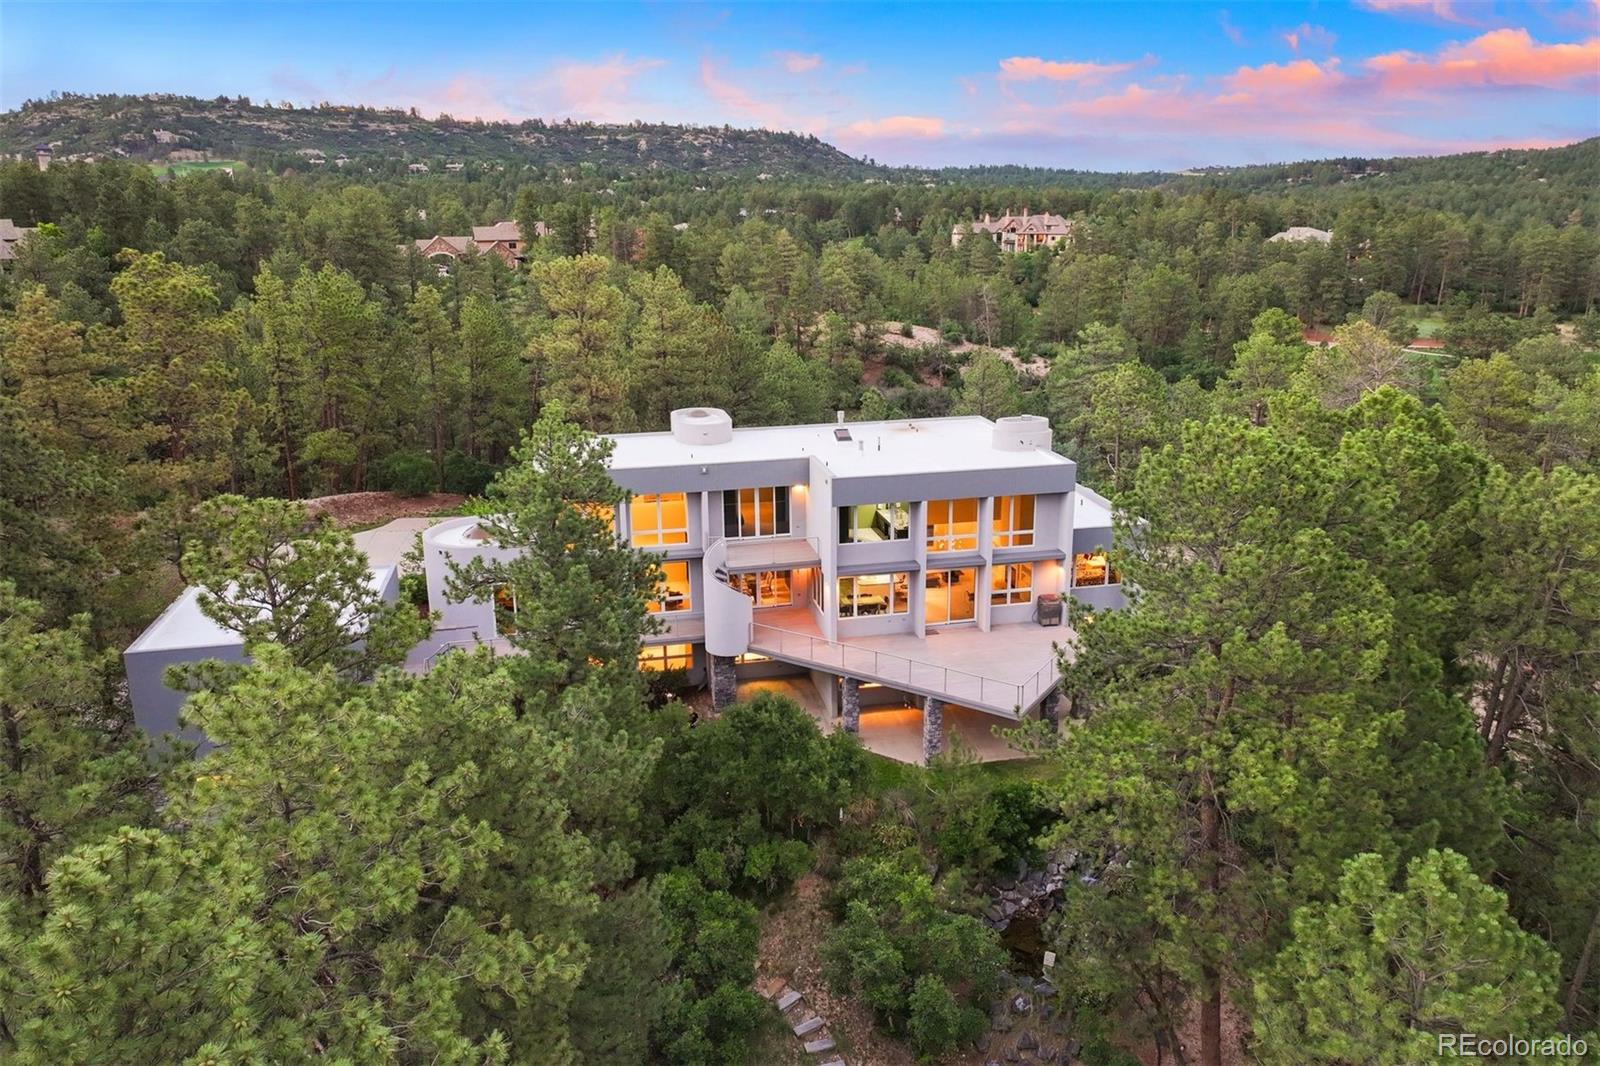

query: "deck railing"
(748, 623), (1061, 716)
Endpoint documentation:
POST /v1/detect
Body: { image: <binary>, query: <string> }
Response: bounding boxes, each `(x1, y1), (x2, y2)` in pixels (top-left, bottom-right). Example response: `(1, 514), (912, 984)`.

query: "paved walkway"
(351, 517), (438, 569)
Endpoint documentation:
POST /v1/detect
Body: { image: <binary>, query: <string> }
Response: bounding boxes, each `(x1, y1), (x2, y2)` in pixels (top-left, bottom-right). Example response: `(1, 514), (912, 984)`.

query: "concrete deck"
(747, 606), (1072, 717)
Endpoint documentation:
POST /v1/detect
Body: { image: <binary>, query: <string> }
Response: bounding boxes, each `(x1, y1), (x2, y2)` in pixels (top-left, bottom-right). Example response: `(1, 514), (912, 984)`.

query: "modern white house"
(420, 408), (1122, 762)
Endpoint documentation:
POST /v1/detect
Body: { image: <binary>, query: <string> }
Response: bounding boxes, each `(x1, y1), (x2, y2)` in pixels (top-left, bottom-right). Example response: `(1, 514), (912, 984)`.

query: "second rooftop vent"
(670, 407), (734, 445)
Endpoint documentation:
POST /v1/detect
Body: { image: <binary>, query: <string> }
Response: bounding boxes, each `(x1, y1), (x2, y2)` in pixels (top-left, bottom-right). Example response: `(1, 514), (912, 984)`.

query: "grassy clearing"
(150, 159), (244, 175)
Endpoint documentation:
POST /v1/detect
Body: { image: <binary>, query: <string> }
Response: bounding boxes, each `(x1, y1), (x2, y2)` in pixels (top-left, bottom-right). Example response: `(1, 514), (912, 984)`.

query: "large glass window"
(925, 569), (977, 624)
(638, 643), (693, 671)
(1073, 551), (1119, 587)
(927, 498), (979, 552)
(838, 502), (910, 543)
(648, 561), (693, 613)
(991, 563), (1034, 606)
(993, 495), (1036, 548)
(733, 569), (793, 607)
(837, 573), (911, 618)
(631, 493), (688, 547)
(809, 566), (823, 609)
(723, 487), (789, 538)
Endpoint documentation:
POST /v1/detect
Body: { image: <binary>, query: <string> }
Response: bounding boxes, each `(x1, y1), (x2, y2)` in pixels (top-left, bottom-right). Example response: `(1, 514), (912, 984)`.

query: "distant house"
(403, 220), (539, 271)
(0, 218), (36, 266)
(952, 211), (1074, 252)
(1267, 226), (1333, 244)
(407, 162), (429, 174)
(33, 145), (51, 172)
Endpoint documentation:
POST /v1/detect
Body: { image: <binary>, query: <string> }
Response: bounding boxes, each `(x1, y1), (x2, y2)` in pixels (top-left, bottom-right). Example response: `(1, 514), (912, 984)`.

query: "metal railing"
(749, 623), (1061, 716)
(425, 634), (515, 666)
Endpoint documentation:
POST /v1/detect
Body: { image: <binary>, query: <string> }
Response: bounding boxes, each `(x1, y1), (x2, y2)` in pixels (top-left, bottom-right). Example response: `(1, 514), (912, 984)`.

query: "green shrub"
(907, 974), (986, 1057)
(440, 450), (495, 495)
(374, 450), (434, 496)
(939, 319), (965, 343)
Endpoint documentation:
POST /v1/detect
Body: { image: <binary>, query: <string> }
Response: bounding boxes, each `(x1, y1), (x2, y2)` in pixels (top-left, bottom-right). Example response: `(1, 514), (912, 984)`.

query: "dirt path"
(303, 491), (465, 529)
(876, 322), (1050, 379)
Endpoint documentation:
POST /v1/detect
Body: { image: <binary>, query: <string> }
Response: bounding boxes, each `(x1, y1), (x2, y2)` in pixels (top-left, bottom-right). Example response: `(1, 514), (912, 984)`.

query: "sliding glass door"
(924, 568), (976, 625)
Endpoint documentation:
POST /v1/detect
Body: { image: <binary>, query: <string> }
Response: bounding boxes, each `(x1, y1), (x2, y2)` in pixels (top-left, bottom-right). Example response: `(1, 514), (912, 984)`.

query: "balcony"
(723, 535), (821, 572)
(747, 606), (1072, 718)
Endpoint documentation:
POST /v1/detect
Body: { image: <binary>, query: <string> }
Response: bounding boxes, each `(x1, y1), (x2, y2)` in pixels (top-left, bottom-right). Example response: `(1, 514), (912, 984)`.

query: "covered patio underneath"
(733, 676), (1034, 765)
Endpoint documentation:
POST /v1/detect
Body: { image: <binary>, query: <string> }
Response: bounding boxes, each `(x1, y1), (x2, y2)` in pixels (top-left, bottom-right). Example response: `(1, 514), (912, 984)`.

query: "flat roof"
(1074, 485), (1112, 529)
(125, 565), (397, 656)
(606, 415), (1073, 480)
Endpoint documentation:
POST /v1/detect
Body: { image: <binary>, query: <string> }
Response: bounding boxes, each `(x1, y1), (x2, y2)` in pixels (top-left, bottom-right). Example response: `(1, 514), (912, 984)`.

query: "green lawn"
(150, 159), (245, 175)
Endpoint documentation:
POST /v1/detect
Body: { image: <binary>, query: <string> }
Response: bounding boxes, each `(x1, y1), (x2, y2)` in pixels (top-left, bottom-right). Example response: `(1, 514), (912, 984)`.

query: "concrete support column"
(922, 696), (945, 763)
(710, 654), (738, 713)
(1040, 691), (1061, 732)
(841, 678), (861, 734)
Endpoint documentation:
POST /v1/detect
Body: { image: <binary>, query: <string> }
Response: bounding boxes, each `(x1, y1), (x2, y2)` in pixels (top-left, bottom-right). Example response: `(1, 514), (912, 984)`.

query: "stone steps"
(756, 971), (846, 1062)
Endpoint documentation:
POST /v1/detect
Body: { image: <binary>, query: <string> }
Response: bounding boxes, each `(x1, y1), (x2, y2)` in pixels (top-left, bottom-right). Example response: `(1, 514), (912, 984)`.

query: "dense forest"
(1, 127), (1598, 1064)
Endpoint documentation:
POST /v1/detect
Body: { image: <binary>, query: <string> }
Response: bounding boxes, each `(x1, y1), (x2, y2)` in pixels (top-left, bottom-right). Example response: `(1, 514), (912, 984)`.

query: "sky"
(2, 1), (1597, 170)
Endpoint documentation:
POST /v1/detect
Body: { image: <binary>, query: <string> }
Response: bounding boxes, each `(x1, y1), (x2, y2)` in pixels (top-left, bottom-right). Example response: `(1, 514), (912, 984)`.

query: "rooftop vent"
(670, 407), (733, 446)
(993, 414), (1052, 452)
(834, 427), (853, 442)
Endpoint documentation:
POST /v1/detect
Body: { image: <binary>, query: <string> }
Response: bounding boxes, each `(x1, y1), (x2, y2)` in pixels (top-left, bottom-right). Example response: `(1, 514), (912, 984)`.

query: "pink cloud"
(771, 50), (823, 73)
(1367, 28), (1600, 92)
(837, 115), (947, 139)
(698, 56), (819, 131)
(1224, 58), (1344, 93)
(545, 53), (666, 121)
(998, 55), (1140, 83)
(1357, 0), (1480, 25)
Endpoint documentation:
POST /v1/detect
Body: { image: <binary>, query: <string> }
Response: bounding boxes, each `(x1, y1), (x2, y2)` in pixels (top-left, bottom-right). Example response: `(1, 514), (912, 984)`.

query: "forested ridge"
(1, 132), (1598, 1064)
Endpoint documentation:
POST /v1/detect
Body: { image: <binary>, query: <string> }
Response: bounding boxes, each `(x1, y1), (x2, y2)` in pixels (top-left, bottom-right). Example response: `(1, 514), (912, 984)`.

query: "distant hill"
(0, 92), (875, 177)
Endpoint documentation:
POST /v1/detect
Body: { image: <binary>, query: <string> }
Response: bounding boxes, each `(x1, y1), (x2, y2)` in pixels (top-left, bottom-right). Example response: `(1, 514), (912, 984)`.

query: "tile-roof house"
(1267, 226), (1333, 244)
(952, 211), (1074, 252)
(403, 221), (539, 270)
(0, 218), (36, 264)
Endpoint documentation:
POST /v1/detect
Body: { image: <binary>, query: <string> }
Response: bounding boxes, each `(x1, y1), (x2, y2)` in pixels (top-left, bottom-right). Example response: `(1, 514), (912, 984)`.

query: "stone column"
(841, 678), (861, 734)
(1040, 691), (1061, 732)
(709, 654), (738, 713)
(922, 696), (945, 763)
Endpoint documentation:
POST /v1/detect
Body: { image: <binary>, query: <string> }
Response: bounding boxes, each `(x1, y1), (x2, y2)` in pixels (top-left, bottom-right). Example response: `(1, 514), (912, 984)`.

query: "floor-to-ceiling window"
(924, 568), (977, 624)
(733, 569), (793, 607)
(926, 499), (979, 552)
(724, 487), (790, 538)
(631, 493), (689, 546)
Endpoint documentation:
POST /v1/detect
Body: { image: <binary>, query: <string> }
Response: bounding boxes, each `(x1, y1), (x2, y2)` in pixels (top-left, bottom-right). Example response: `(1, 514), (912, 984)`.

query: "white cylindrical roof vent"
(670, 407), (734, 445)
(993, 414), (1052, 451)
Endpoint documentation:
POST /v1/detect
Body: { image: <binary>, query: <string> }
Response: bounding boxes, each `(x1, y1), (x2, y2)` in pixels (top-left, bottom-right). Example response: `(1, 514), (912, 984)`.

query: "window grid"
(927, 498), (979, 553)
(648, 561), (693, 613)
(993, 495), (1036, 548)
(630, 493), (689, 547)
(990, 562), (1034, 606)
(638, 643), (694, 671)
(724, 487), (790, 539)
(837, 573), (911, 618)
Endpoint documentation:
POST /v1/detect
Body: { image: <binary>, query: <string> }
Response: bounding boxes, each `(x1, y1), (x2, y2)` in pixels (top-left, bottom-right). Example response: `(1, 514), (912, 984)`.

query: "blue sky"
(3, 1), (1596, 169)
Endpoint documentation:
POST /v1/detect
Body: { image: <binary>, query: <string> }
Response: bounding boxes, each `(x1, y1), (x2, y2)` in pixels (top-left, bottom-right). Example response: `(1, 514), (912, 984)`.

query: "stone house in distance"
(406, 220), (543, 271)
(952, 211), (1075, 252)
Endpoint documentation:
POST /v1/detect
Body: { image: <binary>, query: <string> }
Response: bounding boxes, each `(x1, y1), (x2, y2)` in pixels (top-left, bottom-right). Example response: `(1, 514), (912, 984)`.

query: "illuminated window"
(493, 584), (518, 636)
(927, 498), (979, 552)
(631, 493), (688, 547)
(736, 651), (771, 664)
(991, 563), (1034, 606)
(838, 573), (911, 618)
(724, 487), (789, 538)
(1073, 551), (1118, 587)
(649, 561), (693, 613)
(993, 495), (1036, 548)
(733, 569), (793, 607)
(809, 566), (823, 609)
(639, 642), (694, 671)
(578, 502), (616, 531)
(838, 502), (910, 543)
